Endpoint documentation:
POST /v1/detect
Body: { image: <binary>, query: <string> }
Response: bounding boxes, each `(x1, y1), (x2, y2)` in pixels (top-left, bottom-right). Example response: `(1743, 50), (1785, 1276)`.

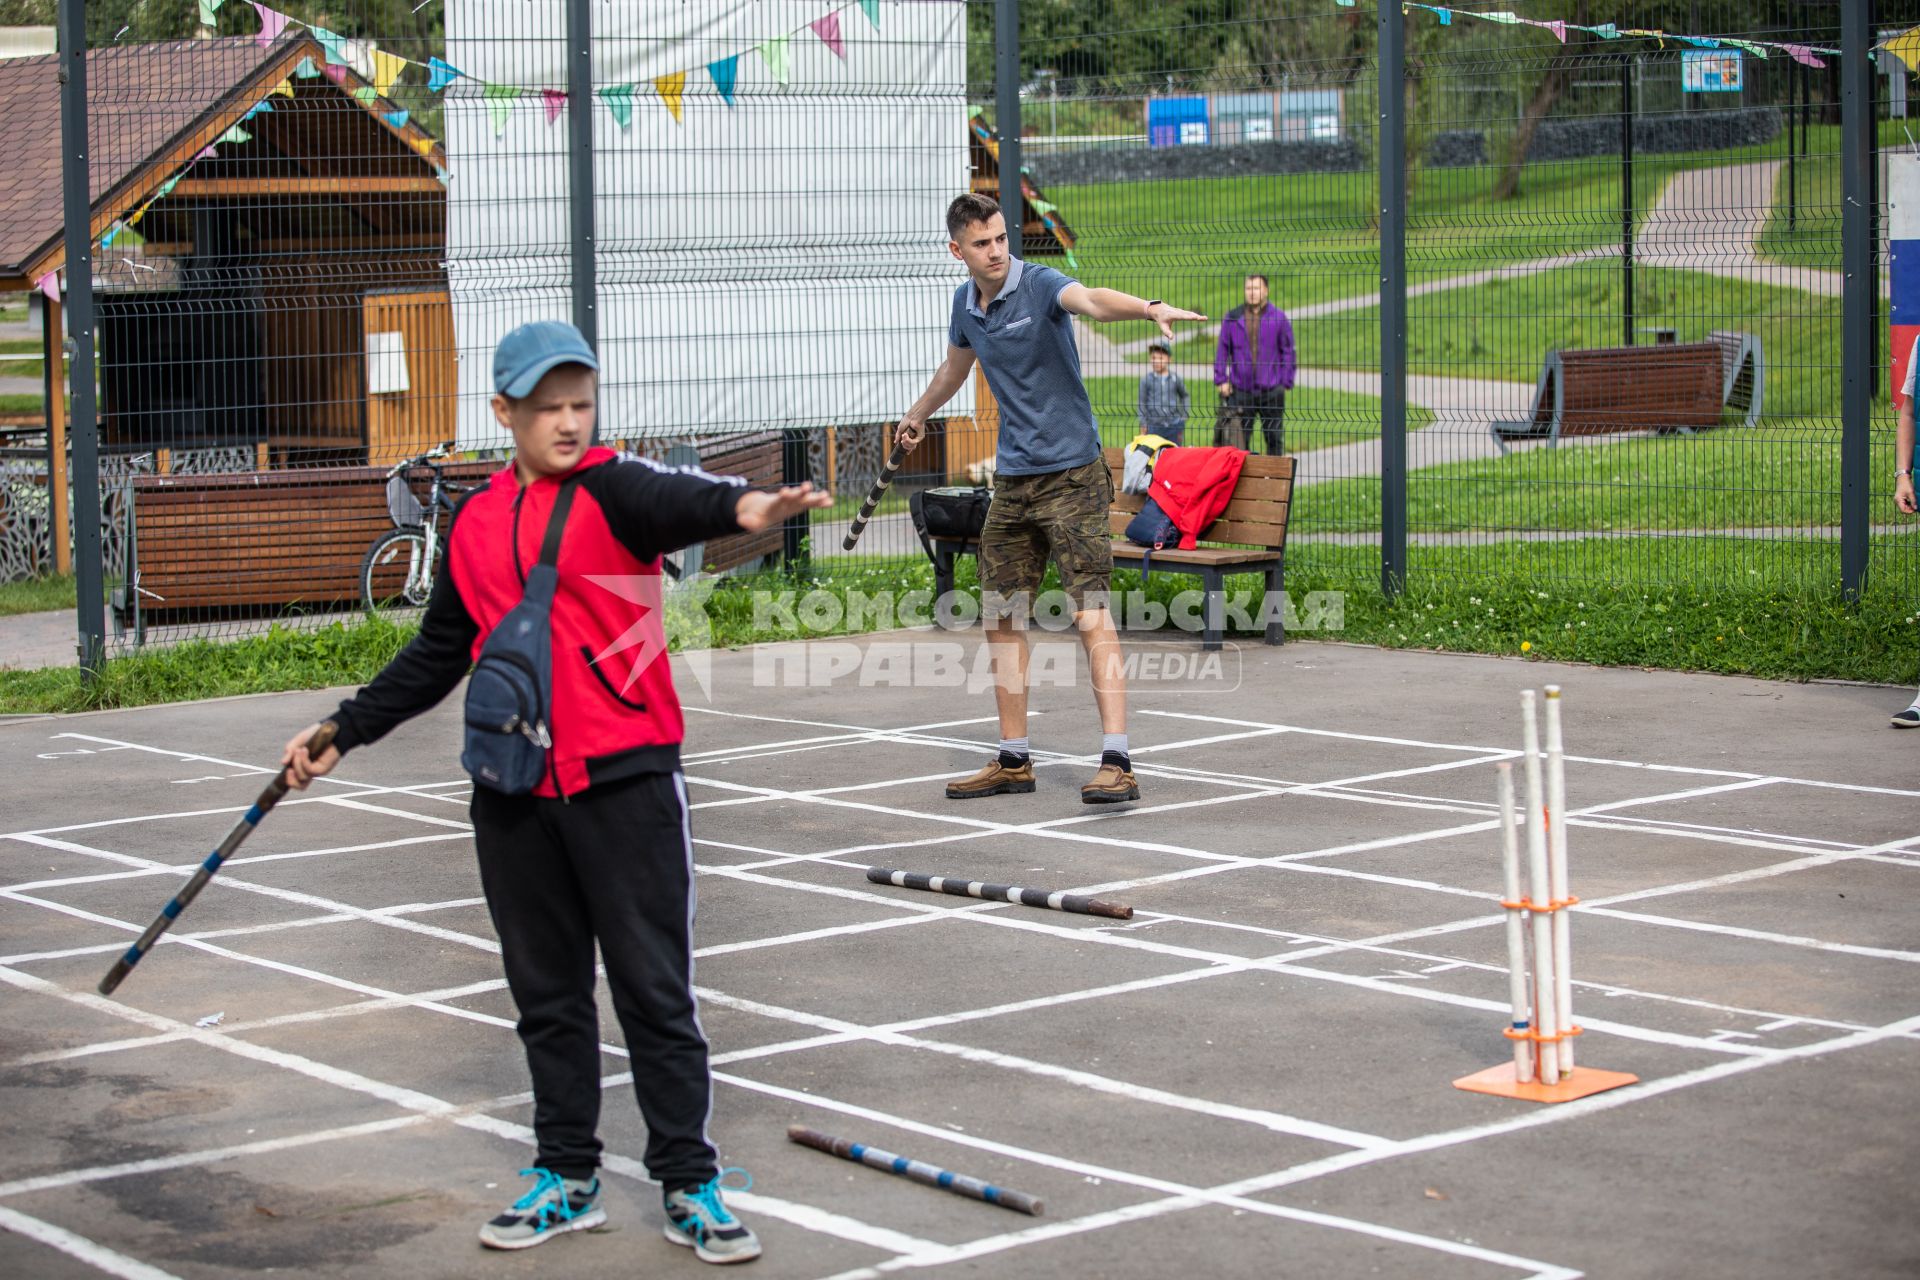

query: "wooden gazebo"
(0, 31), (453, 527)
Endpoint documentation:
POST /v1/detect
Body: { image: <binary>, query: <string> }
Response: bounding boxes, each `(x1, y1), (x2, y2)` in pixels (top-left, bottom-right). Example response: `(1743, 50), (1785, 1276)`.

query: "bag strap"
(909, 489), (939, 568)
(536, 475), (582, 569)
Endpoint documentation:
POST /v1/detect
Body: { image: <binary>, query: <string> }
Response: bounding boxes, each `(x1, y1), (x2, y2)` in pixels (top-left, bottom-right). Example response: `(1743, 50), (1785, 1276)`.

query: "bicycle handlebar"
(382, 441), (457, 480)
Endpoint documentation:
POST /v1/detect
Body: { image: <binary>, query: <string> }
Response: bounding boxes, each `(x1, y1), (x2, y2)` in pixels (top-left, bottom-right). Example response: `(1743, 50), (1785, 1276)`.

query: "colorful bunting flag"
(37, 272), (58, 302)
(1585, 23), (1619, 39)
(157, 175), (181, 198)
(323, 63), (347, 86)
(654, 71), (687, 123)
(218, 125), (251, 145)
(199, 0), (223, 27)
(541, 88), (568, 124)
(1887, 27), (1920, 72)
(759, 37), (790, 86)
(294, 56), (321, 78)
(410, 135), (436, 159)
(373, 50), (406, 97)
(196, 145), (217, 160)
(243, 99), (274, 119)
(384, 109), (409, 129)
(484, 83), (521, 136)
(250, 2), (288, 47)
(1778, 42), (1825, 69)
(354, 86), (380, 105)
(967, 105), (983, 119)
(271, 77), (294, 97)
(860, 0), (880, 30)
(312, 26), (350, 65)
(1064, 250), (1079, 271)
(599, 83), (635, 128)
(427, 57), (464, 93)
(1479, 12), (1522, 25)
(102, 223), (122, 247)
(708, 56), (739, 107)
(811, 12), (845, 60)
(1028, 199), (1058, 216)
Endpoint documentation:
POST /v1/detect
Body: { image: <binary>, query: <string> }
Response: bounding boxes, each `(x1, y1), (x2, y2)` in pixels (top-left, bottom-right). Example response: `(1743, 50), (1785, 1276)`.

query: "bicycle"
(360, 442), (473, 614)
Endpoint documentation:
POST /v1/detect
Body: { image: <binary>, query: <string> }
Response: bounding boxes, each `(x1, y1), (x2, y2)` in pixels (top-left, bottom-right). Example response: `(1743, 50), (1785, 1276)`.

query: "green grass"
(1292, 419), (1914, 536)
(0, 336), (40, 378)
(4, 537), (1911, 713)
(0, 394), (55, 416)
(1085, 375), (1432, 452)
(0, 574), (75, 617)
(0, 616), (417, 714)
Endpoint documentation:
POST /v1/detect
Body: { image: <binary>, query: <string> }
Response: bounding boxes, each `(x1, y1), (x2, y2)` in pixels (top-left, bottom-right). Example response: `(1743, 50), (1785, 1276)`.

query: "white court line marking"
(0, 963), (933, 1257)
(0, 1205), (185, 1280)
(695, 983), (1392, 1150)
(1, 832), (473, 896)
(720, 1073), (1578, 1280)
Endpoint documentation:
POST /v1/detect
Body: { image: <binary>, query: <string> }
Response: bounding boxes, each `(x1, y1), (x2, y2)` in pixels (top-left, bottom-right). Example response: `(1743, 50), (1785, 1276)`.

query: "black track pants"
(470, 770), (717, 1188)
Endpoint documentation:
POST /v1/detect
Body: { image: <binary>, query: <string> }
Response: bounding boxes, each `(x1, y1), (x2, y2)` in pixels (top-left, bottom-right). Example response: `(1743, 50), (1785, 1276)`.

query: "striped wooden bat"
(840, 441), (910, 551)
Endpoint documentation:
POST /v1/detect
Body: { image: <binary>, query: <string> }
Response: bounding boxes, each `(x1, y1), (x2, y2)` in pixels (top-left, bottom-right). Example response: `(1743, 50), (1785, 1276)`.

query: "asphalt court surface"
(1, 634), (1917, 1279)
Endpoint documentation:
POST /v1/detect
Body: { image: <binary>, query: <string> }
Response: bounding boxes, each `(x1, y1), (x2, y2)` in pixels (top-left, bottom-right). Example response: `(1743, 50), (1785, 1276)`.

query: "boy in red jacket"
(281, 321), (827, 1265)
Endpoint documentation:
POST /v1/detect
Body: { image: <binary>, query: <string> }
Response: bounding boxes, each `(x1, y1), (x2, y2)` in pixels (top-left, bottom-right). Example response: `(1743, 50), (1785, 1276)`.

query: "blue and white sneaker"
(662, 1169), (761, 1264)
(477, 1167), (606, 1250)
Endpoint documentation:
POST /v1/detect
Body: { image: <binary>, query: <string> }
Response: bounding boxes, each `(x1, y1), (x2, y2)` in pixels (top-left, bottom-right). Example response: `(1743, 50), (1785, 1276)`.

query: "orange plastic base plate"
(1452, 1062), (1640, 1103)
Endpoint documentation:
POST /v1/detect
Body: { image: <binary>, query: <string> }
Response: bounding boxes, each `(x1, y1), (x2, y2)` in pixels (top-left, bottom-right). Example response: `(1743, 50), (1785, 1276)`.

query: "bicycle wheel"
(361, 528), (435, 613)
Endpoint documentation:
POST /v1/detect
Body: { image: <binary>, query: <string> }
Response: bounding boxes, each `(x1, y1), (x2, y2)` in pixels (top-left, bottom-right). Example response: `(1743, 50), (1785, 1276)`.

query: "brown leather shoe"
(946, 757), (1037, 799)
(1081, 762), (1140, 804)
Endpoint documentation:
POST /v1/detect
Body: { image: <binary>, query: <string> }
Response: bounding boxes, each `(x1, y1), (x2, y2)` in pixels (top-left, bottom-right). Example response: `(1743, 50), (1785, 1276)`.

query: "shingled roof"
(0, 33), (445, 288)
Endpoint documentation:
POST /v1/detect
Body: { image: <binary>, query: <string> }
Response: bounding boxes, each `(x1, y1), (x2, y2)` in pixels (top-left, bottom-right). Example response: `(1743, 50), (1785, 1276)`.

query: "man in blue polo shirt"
(895, 193), (1205, 803)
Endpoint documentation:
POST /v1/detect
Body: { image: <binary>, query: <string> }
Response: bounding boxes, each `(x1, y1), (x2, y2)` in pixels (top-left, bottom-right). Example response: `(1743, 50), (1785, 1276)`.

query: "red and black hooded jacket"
(329, 446), (747, 797)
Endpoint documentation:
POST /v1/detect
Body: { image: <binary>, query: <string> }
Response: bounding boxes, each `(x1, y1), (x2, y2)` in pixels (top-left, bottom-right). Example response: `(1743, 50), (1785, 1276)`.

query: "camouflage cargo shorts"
(977, 457), (1113, 615)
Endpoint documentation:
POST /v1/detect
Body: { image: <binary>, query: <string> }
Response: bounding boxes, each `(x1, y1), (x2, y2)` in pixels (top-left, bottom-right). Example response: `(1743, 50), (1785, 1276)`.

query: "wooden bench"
(121, 435), (787, 629)
(929, 446), (1295, 651)
(1490, 334), (1763, 454)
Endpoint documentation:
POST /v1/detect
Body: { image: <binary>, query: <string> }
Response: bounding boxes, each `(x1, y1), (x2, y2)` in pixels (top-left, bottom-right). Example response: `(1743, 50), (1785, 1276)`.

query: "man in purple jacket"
(1212, 274), (1296, 455)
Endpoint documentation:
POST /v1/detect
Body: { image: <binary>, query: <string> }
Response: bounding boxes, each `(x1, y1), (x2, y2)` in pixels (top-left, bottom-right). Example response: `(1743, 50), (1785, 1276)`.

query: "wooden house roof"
(0, 33), (446, 289)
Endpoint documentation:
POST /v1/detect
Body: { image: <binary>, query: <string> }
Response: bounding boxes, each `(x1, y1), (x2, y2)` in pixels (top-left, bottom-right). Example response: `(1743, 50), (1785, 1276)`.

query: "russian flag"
(1891, 155), (1920, 407)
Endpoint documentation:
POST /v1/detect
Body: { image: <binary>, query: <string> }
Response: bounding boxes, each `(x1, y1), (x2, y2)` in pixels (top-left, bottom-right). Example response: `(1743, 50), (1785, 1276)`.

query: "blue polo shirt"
(949, 259), (1101, 477)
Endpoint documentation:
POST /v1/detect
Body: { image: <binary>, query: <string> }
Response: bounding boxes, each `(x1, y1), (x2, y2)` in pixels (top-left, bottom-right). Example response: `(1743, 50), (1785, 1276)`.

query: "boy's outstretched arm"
(1058, 285), (1204, 339)
(592, 455), (830, 561)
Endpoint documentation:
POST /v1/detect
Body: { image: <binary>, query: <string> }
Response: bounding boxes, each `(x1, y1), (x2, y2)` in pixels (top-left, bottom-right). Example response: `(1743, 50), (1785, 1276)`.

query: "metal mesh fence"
(6, 0), (1914, 661)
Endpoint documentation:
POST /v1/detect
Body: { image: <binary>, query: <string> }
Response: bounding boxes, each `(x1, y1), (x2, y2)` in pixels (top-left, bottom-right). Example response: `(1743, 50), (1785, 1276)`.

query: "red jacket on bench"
(1149, 446), (1247, 549)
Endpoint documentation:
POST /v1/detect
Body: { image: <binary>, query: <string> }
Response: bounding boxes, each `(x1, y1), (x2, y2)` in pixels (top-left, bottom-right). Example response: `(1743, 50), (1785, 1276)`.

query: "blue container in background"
(1147, 97), (1209, 148)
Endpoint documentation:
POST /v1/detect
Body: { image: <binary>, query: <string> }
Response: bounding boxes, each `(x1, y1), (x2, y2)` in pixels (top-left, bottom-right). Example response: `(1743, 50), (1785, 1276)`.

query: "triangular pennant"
(410, 134), (436, 159)
(372, 50), (406, 98)
(37, 272), (58, 301)
(1423, 6), (1453, 26)
(1777, 42), (1825, 68)
(218, 124), (252, 145)
(860, 0), (880, 29)
(759, 37), (790, 85)
(199, 0), (223, 27)
(1478, 11), (1522, 24)
(249, 2), (288, 47)
(811, 12), (845, 59)
(599, 83), (635, 128)
(354, 86), (380, 105)
(966, 105), (983, 119)
(1064, 250), (1079, 272)
(1584, 23), (1618, 38)
(1028, 198), (1058, 216)
(294, 56), (321, 78)
(1545, 20), (1566, 42)
(1721, 38), (1767, 58)
(243, 99), (274, 119)
(427, 57), (464, 93)
(271, 77), (294, 97)
(484, 83), (521, 136)
(323, 63), (347, 85)
(312, 26), (350, 64)
(384, 109), (409, 129)
(196, 145), (217, 160)
(654, 71), (687, 123)
(157, 175), (181, 198)
(101, 222), (122, 247)
(541, 88), (568, 124)
(708, 56), (738, 107)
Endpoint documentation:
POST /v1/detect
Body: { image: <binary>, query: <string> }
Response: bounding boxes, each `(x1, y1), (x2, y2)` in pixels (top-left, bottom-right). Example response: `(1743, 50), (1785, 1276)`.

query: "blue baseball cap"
(492, 321), (599, 398)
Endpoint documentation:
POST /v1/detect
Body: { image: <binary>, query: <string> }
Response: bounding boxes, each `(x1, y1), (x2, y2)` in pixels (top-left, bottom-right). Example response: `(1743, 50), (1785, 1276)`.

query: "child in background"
(1138, 337), (1189, 444)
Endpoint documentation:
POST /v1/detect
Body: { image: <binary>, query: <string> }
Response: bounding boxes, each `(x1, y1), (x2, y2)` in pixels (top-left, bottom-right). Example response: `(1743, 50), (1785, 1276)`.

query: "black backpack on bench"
(908, 485), (993, 566)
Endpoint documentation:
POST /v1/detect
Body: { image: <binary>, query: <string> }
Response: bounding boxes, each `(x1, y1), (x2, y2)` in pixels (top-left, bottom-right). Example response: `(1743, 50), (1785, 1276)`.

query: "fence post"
(1621, 56), (1634, 347)
(781, 427), (811, 573)
(565, 0), (598, 428)
(57, 0), (105, 677)
(994, 0), (1023, 258)
(1840, 0), (1871, 602)
(1378, 0), (1407, 599)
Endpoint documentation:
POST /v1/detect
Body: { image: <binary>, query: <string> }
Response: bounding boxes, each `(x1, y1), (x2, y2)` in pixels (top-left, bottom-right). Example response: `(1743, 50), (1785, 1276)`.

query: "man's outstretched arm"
(1058, 285), (1205, 340)
(895, 344), (978, 452)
